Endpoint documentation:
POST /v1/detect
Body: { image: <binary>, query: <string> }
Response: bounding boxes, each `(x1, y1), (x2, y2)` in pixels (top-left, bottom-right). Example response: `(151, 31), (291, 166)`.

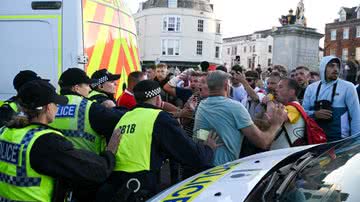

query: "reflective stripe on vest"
(88, 90), (107, 102)
(0, 101), (19, 113)
(114, 108), (161, 172)
(50, 95), (105, 154)
(0, 125), (61, 201)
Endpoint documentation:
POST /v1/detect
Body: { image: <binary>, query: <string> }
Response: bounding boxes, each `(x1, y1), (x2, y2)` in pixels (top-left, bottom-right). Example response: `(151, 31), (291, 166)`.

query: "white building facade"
(134, 0), (222, 69)
(222, 30), (273, 70)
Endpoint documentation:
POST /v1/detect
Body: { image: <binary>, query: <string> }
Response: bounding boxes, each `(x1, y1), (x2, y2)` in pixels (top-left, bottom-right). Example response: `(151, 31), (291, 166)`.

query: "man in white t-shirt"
(229, 65), (247, 104)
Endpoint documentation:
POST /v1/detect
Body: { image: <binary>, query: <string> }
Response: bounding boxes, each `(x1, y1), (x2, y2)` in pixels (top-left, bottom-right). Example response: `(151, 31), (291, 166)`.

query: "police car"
(148, 135), (360, 202)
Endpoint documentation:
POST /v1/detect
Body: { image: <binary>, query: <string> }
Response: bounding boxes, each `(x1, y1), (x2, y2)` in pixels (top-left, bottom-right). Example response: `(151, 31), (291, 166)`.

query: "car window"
(280, 138), (360, 201)
(246, 136), (360, 202)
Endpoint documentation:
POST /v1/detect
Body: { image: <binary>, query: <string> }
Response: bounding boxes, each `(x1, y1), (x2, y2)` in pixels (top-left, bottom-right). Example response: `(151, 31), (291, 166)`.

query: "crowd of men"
(0, 55), (360, 201)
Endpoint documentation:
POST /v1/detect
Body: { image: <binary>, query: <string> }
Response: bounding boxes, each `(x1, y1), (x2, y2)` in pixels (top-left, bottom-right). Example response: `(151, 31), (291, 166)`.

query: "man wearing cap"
(0, 79), (122, 201)
(0, 70), (48, 127)
(50, 68), (124, 155)
(97, 80), (220, 201)
(88, 69), (121, 108)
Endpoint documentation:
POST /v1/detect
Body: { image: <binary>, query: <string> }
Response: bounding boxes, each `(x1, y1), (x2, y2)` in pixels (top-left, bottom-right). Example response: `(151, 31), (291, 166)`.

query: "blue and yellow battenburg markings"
(161, 162), (240, 202)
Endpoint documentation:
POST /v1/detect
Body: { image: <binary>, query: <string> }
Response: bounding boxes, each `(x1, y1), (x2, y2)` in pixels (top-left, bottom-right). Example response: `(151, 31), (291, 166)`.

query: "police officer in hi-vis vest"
(50, 68), (124, 155)
(96, 80), (221, 201)
(0, 80), (122, 201)
(0, 70), (48, 127)
(88, 69), (120, 108)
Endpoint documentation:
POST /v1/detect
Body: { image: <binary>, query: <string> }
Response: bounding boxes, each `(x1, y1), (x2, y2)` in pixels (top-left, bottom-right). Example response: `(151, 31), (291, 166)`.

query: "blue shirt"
(194, 96), (253, 166)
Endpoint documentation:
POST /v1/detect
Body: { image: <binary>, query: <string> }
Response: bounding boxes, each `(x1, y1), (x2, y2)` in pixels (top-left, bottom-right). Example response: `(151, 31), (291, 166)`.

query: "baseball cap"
(91, 69), (121, 88)
(18, 80), (68, 110)
(133, 80), (161, 103)
(58, 68), (97, 87)
(13, 70), (49, 92)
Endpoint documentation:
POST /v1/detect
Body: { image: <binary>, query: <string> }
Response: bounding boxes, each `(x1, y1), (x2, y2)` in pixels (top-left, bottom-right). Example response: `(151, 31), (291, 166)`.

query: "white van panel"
(0, 19), (58, 100)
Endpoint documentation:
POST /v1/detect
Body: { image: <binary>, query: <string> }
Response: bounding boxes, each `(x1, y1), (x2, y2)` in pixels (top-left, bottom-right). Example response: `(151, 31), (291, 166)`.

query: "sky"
(124, 0), (359, 46)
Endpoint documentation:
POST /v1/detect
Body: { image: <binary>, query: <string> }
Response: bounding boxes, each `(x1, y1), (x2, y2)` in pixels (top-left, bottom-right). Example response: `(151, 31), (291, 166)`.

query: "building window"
(215, 46), (220, 58)
(331, 29), (337, 41)
(268, 45), (272, 53)
(136, 21), (140, 35)
(243, 46), (246, 53)
(268, 58), (272, 66)
(163, 16), (181, 32)
(162, 39), (180, 56)
(357, 26), (360, 38)
(168, 0), (177, 8)
(330, 49), (336, 56)
(216, 23), (221, 34)
(227, 48), (230, 55)
(343, 27), (349, 39)
(356, 47), (360, 61)
(248, 58), (252, 69)
(253, 45), (256, 52)
(196, 41), (203, 55)
(235, 56), (240, 63)
(339, 10), (346, 22)
(231, 46), (237, 55)
(342, 48), (348, 61)
(198, 19), (204, 32)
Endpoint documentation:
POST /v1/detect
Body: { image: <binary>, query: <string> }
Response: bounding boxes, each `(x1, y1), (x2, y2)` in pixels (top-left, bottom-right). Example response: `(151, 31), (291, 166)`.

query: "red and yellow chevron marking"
(82, 0), (140, 98)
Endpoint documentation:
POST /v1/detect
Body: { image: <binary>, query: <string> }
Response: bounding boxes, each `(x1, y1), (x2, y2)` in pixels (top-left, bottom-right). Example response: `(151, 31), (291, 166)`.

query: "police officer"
(50, 68), (124, 156)
(88, 69), (120, 108)
(0, 70), (48, 127)
(0, 80), (121, 201)
(97, 80), (220, 201)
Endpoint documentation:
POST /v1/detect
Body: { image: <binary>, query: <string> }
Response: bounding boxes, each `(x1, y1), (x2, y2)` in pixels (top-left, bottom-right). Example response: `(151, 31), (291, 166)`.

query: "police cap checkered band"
(133, 80), (161, 102)
(144, 87), (161, 98)
(91, 76), (108, 88)
(91, 69), (120, 88)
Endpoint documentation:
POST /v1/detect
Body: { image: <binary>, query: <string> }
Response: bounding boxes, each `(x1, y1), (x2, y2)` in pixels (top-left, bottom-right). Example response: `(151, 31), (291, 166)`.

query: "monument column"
(272, 0), (324, 71)
(272, 25), (323, 71)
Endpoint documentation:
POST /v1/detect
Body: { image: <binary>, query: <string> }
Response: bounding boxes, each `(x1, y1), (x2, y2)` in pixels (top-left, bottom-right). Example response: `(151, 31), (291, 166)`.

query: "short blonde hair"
(156, 63), (168, 69)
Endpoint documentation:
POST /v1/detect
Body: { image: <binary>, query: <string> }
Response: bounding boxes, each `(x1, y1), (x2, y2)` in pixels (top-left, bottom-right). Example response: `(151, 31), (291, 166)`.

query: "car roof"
(149, 145), (314, 202)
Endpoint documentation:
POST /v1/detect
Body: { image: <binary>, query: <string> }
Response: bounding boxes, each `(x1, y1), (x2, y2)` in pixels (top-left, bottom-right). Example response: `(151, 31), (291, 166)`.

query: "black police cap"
(133, 80), (161, 103)
(18, 80), (68, 110)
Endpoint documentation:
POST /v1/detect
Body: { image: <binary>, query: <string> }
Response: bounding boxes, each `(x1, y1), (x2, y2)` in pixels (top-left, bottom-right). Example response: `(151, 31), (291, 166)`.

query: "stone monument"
(273, 0), (323, 71)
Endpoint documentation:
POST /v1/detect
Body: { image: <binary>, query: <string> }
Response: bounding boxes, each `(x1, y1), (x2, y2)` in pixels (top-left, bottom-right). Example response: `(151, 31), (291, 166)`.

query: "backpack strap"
(330, 82), (338, 104)
(315, 82), (322, 103)
(315, 81), (338, 104)
(274, 125), (293, 147)
(282, 125), (292, 147)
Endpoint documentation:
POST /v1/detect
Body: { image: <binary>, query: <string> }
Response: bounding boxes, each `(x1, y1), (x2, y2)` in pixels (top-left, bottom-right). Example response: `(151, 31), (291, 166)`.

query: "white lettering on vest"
(56, 105), (77, 118)
(0, 140), (20, 165)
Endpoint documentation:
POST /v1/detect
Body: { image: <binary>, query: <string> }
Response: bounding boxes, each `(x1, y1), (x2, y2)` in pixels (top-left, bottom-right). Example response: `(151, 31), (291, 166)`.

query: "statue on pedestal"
(295, 0), (307, 27)
(279, 9), (296, 26)
(279, 0), (307, 27)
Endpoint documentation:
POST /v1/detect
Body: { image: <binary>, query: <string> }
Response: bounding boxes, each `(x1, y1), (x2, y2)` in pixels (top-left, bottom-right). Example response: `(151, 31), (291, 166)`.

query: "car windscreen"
(246, 135), (360, 202)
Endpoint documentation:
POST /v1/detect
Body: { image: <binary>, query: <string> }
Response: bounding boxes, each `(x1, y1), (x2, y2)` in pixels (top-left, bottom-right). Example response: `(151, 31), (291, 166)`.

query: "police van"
(0, 0), (140, 100)
(149, 135), (360, 202)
